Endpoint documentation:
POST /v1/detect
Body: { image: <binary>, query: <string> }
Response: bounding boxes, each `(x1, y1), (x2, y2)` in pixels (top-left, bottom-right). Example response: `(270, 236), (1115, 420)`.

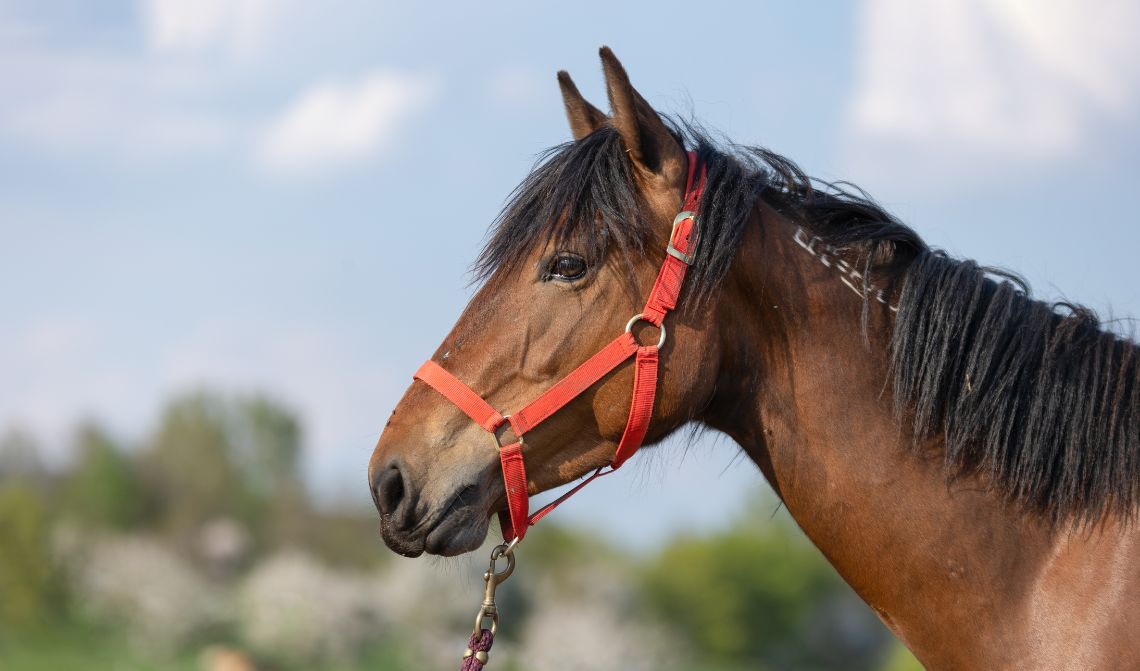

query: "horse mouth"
(379, 483), (491, 558)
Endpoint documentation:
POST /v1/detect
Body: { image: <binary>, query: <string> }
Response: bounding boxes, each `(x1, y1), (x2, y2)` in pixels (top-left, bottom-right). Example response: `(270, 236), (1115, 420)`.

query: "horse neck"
(700, 202), (1069, 667)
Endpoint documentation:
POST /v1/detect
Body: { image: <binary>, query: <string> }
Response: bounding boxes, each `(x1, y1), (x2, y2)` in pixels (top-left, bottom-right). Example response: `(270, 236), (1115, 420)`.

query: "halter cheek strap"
(414, 151), (707, 542)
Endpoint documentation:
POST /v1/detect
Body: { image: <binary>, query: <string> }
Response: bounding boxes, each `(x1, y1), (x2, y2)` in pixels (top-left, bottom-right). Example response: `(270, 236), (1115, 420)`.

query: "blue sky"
(3, 0), (1139, 548)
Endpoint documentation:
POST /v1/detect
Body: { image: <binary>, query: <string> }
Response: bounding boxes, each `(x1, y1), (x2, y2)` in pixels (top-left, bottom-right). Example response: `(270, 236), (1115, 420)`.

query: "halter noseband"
(414, 151), (707, 543)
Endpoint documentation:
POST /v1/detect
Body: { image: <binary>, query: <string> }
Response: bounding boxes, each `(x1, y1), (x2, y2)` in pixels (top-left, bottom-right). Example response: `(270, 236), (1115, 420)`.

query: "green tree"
(230, 396), (309, 546)
(142, 392), (251, 537)
(230, 396), (302, 497)
(0, 483), (58, 631)
(642, 496), (892, 670)
(645, 525), (836, 663)
(61, 424), (145, 530)
(140, 391), (309, 544)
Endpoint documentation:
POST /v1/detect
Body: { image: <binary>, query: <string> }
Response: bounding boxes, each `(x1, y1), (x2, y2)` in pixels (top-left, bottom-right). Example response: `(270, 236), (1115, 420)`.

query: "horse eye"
(546, 253), (588, 282)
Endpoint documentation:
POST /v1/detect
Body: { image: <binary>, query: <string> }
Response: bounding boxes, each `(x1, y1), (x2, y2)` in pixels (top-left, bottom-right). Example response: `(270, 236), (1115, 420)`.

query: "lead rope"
(461, 543), (515, 669)
(461, 629), (494, 671)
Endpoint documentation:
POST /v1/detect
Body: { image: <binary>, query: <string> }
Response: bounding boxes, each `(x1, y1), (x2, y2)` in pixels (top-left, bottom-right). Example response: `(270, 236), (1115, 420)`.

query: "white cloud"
(141, 0), (281, 58)
(1, 4), (435, 172)
(256, 72), (438, 177)
(0, 25), (237, 162)
(0, 1), (302, 164)
(846, 0), (1140, 187)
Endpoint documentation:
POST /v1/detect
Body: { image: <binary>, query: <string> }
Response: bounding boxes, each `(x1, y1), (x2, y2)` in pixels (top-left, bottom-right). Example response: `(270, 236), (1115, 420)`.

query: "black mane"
(479, 120), (1140, 524)
(893, 255), (1139, 524)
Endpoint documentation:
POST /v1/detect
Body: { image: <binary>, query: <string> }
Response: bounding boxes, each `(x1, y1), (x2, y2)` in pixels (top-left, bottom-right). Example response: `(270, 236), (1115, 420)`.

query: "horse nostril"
(373, 462), (408, 521)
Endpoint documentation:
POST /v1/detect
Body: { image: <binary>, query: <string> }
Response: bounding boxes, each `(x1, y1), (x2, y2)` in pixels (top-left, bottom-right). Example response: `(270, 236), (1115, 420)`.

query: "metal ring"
(488, 544), (516, 580)
(624, 313), (666, 348)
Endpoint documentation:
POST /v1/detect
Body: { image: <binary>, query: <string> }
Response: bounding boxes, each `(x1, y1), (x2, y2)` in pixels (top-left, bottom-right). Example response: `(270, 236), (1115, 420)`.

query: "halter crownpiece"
(414, 150), (707, 543)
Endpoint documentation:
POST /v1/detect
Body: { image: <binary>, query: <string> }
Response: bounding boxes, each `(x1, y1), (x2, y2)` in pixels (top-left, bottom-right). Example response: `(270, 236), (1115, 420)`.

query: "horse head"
(368, 49), (724, 557)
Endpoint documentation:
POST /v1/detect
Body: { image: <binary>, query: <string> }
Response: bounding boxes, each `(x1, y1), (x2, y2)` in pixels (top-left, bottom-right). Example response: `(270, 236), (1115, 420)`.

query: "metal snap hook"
(471, 542), (517, 636)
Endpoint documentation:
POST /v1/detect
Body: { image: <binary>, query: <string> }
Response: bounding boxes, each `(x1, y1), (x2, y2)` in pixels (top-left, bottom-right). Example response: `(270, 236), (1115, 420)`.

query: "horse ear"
(598, 46), (686, 186)
(557, 71), (607, 140)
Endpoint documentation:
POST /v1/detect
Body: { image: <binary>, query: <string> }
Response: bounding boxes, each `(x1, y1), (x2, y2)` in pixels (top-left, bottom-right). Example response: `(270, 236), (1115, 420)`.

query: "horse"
(368, 47), (1140, 669)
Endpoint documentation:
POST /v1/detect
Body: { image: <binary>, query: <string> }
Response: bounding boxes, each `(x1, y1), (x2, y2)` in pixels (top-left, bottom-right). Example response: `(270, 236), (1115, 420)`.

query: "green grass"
(0, 624), (198, 671)
(0, 621), (416, 671)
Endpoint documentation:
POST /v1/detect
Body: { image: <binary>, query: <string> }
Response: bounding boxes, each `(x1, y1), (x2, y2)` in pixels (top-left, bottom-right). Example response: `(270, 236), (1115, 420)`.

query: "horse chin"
(378, 516), (427, 557)
(423, 507), (491, 556)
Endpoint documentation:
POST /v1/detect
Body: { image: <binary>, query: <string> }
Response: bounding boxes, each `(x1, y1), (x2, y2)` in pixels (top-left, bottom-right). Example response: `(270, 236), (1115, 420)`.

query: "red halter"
(414, 151), (706, 543)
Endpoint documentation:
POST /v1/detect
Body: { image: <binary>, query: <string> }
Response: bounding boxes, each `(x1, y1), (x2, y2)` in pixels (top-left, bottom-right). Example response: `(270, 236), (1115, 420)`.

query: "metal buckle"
(666, 211), (698, 265)
(491, 414), (524, 450)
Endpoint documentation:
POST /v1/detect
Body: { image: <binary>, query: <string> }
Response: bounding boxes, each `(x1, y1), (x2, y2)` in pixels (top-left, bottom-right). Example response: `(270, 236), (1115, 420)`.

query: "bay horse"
(369, 48), (1140, 669)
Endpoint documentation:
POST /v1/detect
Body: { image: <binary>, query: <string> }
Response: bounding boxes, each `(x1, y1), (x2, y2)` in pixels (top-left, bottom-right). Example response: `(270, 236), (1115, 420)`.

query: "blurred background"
(2, 1), (1139, 669)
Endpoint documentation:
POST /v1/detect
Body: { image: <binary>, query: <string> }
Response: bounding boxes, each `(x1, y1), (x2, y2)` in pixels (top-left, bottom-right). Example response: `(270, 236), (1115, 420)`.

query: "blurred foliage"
(881, 642), (925, 671)
(0, 389), (919, 670)
(61, 424), (146, 530)
(0, 483), (60, 631)
(645, 524), (834, 662)
(300, 509), (390, 570)
(0, 620), (411, 671)
(0, 622), (199, 671)
(643, 508), (890, 671)
(142, 392), (278, 539)
(519, 522), (627, 571)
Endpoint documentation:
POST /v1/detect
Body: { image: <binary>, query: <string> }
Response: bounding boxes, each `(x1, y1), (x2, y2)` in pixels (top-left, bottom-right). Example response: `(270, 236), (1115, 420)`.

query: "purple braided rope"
(460, 628), (494, 671)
